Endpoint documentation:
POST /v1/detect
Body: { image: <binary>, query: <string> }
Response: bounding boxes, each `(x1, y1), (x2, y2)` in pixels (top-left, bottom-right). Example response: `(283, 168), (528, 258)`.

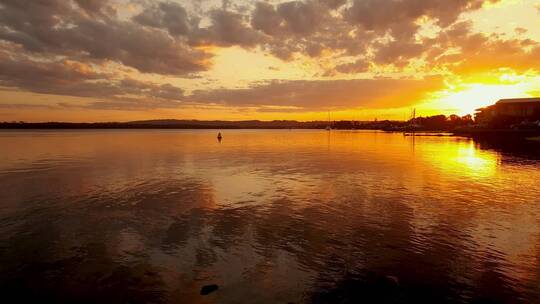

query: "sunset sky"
(1, 0), (540, 122)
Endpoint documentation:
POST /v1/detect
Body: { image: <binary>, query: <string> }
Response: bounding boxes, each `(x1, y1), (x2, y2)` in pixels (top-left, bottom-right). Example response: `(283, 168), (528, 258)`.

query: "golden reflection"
(2, 130), (540, 302)
(456, 142), (499, 176)
(416, 138), (500, 178)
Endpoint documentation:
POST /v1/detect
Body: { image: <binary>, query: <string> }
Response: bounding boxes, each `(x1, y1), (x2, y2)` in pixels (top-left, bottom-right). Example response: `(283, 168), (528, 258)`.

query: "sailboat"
(407, 108), (422, 131)
(325, 112), (332, 131)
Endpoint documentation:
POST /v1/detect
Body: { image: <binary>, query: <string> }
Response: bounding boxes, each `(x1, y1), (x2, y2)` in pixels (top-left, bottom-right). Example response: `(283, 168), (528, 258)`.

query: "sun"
(431, 82), (534, 116)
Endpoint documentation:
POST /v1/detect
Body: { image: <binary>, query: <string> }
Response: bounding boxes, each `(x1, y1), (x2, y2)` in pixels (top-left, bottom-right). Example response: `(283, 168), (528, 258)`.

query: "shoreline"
(1, 124), (540, 140)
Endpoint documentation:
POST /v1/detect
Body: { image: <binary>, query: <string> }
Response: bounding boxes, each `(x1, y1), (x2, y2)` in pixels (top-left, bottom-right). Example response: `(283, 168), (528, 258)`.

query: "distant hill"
(0, 119), (329, 129)
(128, 119), (326, 128)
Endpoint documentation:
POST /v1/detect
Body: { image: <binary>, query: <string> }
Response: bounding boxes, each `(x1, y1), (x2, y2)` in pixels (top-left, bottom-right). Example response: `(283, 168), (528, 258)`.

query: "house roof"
(496, 97), (540, 104)
(475, 97), (540, 112)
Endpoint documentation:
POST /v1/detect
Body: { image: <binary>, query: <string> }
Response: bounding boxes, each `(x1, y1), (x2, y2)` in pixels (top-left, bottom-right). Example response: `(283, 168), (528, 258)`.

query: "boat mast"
(326, 111), (331, 130)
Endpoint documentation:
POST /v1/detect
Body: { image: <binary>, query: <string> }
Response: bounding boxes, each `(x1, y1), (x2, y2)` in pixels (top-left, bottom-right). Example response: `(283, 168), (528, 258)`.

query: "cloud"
(134, 2), (266, 48)
(250, 1), (369, 61)
(427, 21), (540, 74)
(277, 1), (324, 35)
(0, 0), (518, 78)
(246, 0), (506, 71)
(0, 0), (210, 76)
(346, 0), (495, 30)
(251, 2), (283, 36)
(0, 103), (56, 109)
(0, 49), (185, 108)
(133, 1), (190, 36)
(334, 59), (370, 74)
(79, 96), (184, 110)
(74, 0), (116, 17)
(373, 40), (426, 67)
(190, 9), (264, 47)
(0, 0), (538, 115)
(515, 27), (528, 35)
(251, 0), (349, 37)
(251, 1), (325, 36)
(188, 77), (446, 110)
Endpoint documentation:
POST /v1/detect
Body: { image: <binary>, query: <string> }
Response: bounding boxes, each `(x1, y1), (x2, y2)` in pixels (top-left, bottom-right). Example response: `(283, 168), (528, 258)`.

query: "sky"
(0, 0), (540, 122)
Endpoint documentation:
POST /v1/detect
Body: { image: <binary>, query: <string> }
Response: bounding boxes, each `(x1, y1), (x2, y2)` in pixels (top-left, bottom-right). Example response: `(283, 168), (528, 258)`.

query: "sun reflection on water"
(0, 130), (540, 303)
(416, 138), (500, 179)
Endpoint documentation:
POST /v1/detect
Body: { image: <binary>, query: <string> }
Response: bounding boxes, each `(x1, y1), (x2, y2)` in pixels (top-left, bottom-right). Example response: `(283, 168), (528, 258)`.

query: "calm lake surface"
(1, 130), (540, 303)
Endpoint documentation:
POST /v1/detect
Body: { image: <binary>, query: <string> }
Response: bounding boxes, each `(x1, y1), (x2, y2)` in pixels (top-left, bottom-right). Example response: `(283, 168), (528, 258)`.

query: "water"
(1, 130), (540, 303)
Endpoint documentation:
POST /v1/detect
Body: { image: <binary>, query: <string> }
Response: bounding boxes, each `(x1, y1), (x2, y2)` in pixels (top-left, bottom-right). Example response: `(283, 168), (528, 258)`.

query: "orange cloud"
(188, 77), (445, 111)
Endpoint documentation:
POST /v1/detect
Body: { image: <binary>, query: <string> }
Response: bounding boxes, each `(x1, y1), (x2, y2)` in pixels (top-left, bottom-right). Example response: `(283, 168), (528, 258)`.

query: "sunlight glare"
(433, 83), (532, 115)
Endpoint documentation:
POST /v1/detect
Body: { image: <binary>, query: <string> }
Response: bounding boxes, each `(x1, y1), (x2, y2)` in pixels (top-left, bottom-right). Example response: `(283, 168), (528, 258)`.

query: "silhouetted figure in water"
(217, 132), (222, 142)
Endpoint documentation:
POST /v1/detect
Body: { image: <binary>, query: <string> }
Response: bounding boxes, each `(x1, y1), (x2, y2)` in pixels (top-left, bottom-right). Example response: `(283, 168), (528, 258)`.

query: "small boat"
(325, 112), (332, 131)
(217, 132), (222, 140)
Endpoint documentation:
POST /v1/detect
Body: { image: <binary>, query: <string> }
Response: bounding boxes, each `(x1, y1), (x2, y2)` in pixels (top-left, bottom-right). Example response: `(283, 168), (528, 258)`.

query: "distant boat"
(407, 108), (422, 131)
(326, 112), (332, 131)
(217, 132), (222, 141)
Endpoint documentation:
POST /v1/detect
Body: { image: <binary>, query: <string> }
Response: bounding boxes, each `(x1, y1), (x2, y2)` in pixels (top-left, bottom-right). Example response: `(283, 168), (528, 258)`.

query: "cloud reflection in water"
(0, 130), (539, 303)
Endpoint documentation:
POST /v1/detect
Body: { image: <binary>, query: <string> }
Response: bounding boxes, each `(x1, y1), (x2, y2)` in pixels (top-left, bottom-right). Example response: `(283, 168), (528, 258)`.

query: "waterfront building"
(475, 97), (540, 125)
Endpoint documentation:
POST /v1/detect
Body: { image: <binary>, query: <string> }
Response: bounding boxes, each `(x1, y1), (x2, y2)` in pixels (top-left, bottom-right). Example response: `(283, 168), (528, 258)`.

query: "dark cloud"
(251, 2), (283, 36)
(134, 3), (263, 48)
(190, 9), (264, 47)
(0, 0), (209, 76)
(335, 0), (501, 70)
(249, 0), (504, 69)
(68, 20), (209, 75)
(334, 59), (370, 74)
(74, 0), (116, 17)
(259, 0), (337, 38)
(346, 0), (495, 31)
(0, 49), (185, 108)
(252, 0), (338, 37)
(251, 1), (366, 61)
(188, 77), (446, 110)
(0, 0), (538, 114)
(0, 0), (514, 78)
(277, 1), (323, 35)
(133, 1), (191, 36)
(373, 40), (426, 67)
